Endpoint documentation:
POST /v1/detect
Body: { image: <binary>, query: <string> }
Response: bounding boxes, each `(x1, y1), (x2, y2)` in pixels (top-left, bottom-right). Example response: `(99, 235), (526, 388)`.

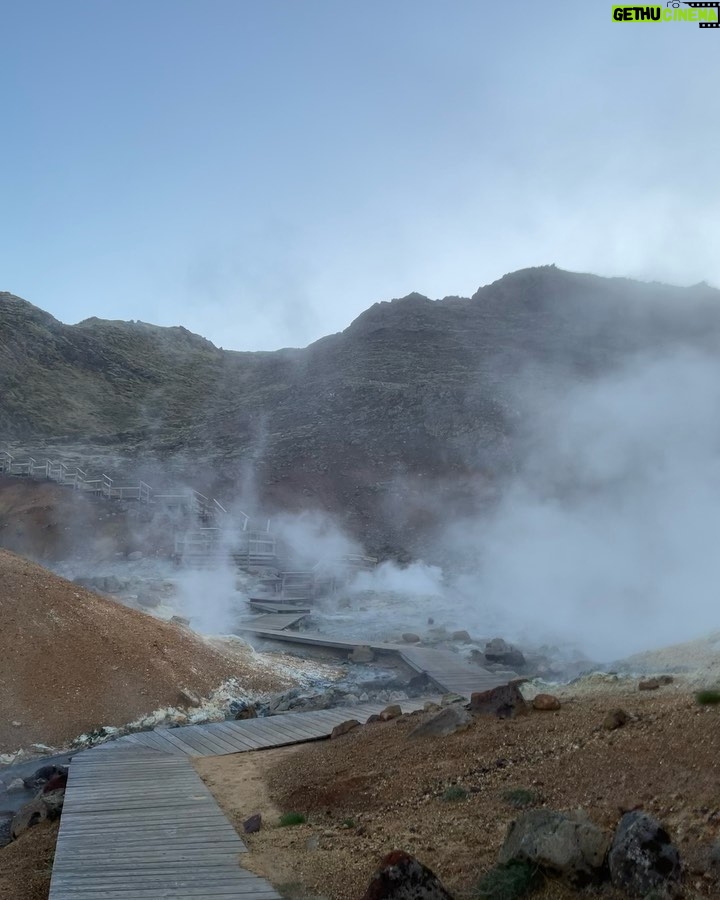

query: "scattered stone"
(401, 633), (421, 644)
(639, 678), (660, 691)
(350, 645), (375, 663)
(498, 809), (612, 887)
(440, 693), (466, 706)
(533, 693), (561, 711)
(608, 811), (681, 896)
(170, 615), (190, 627)
(410, 705), (471, 739)
(366, 714), (382, 724)
(360, 849), (455, 900)
(603, 709), (630, 731)
(331, 719), (361, 739)
(485, 638), (526, 670)
(380, 705), (403, 721)
(233, 702), (258, 720)
(178, 688), (202, 708)
(23, 764), (68, 791)
(470, 683), (528, 719)
(242, 813), (262, 834)
(451, 630), (472, 643)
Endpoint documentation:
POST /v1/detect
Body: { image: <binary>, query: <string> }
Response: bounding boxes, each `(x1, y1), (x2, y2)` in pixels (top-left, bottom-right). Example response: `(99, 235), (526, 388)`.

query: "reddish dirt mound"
(0, 549), (286, 753)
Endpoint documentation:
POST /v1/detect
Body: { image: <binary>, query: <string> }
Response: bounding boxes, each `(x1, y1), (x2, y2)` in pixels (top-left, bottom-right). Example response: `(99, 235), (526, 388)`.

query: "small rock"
(170, 615), (190, 627)
(470, 682), (528, 719)
(401, 633), (421, 643)
(331, 719), (361, 739)
(366, 714), (382, 724)
(233, 702), (258, 720)
(485, 638), (526, 669)
(178, 688), (202, 708)
(380, 705), (403, 721)
(603, 708), (630, 731)
(608, 811), (681, 896)
(350, 645), (375, 663)
(639, 678), (660, 691)
(440, 693), (465, 706)
(410, 705), (471, 739)
(11, 721), (22, 727)
(451, 630), (472, 643)
(6, 778), (26, 794)
(242, 813), (262, 834)
(360, 849), (454, 899)
(533, 694), (561, 711)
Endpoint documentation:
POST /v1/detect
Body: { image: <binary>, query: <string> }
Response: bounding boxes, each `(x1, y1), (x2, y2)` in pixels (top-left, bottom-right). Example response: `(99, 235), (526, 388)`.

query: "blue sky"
(1, 1), (718, 349)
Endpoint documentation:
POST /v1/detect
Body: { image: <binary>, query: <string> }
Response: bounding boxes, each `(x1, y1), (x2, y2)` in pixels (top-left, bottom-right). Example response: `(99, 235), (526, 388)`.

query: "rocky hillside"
(2, 267), (719, 554)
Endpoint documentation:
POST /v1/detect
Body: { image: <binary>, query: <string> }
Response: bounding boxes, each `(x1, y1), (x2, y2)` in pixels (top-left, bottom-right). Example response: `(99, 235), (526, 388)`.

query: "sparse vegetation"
(278, 812), (307, 827)
(443, 785), (469, 802)
(696, 690), (720, 705)
(502, 788), (539, 809)
(475, 861), (538, 899)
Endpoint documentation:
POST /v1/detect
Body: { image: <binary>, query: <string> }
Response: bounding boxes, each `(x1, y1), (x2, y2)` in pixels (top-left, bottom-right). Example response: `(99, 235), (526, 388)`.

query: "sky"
(1, 0), (719, 351)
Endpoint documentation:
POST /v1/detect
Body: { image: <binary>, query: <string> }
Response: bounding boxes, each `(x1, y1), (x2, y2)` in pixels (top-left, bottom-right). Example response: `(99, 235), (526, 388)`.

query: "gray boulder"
(608, 812), (681, 896)
(498, 809), (611, 886)
(410, 705), (471, 739)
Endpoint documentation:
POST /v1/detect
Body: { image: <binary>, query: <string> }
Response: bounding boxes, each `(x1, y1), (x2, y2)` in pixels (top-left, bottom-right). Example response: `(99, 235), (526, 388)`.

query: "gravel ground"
(0, 821), (57, 900)
(199, 683), (720, 899)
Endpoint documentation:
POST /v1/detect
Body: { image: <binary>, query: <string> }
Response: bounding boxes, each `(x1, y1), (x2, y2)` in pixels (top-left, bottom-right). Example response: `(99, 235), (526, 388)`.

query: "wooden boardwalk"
(236, 625), (517, 698)
(49, 749), (280, 899)
(92, 699), (429, 757)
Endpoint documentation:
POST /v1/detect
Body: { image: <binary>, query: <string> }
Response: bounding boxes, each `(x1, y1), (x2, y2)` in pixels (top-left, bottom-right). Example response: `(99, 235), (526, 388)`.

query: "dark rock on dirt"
(242, 813), (262, 834)
(401, 633), (421, 644)
(639, 678), (660, 691)
(485, 638), (526, 670)
(498, 808), (611, 886)
(331, 720), (361, 739)
(603, 708), (630, 730)
(380, 705), (403, 721)
(608, 811), (681, 896)
(361, 849), (455, 899)
(532, 693), (561, 711)
(470, 683), (528, 719)
(409, 705), (471, 739)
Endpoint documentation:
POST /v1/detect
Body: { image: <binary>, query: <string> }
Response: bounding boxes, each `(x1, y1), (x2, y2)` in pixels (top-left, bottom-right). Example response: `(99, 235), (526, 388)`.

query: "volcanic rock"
(361, 849), (455, 900)
(380, 705), (403, 721)
(470, 683), (528, 719)
(608, 811), (681, 895)
(532, 693), (561, 711)
(409, 705), (471, 739)
(603, 709), (630, 731)
(331, 720), (361, 739)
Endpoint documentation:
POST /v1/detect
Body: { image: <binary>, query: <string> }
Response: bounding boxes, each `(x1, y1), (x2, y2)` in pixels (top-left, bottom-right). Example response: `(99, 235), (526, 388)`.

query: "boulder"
(485, 638), (527, 669)
(498, 809), (612, 887)
(350, 645), (375, 663)
(361, 850), (455, 900)
(533, 693), (561, 711)
(331, 719), (361, 739)
(234, 702), (258, 720)
(470, 683), (528, 719)
(608, 812), (681, 896)
(639, 678), (660, 691)
(380, 705), (403, 721)
(603, 709), (630, 731)
(410, 705), (471, 739)
(6, 778), (26, 793)
(366, 714), (382, 724)
(10, 790), (65, 840)
(401, 633), (421, 644)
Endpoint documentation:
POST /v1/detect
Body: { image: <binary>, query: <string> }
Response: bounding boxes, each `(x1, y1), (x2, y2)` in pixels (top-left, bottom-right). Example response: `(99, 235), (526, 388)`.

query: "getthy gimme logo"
(612, 1), (720, 27)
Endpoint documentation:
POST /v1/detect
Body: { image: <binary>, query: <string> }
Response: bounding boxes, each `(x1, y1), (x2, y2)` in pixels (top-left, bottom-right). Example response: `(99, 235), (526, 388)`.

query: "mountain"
(2, 267), (719, 555)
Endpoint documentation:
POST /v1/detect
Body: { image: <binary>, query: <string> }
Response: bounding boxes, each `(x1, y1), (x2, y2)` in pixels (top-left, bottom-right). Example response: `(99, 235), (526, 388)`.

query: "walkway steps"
(49, 749), (281, 899)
